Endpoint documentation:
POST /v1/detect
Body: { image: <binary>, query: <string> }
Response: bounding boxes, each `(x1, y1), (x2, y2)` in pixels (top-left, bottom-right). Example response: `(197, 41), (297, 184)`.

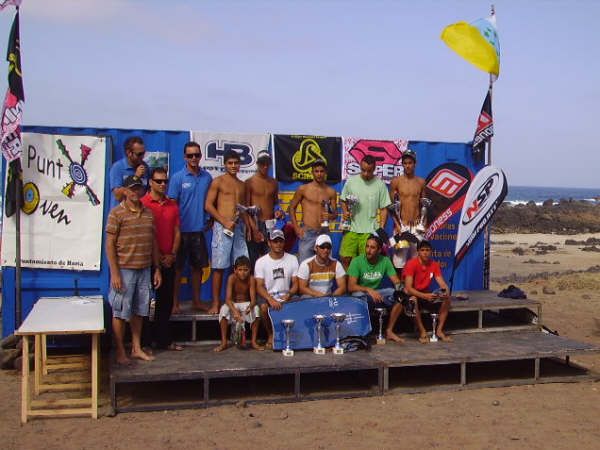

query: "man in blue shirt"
(109, 136), (150, 209)
(168, 142), (213, 312)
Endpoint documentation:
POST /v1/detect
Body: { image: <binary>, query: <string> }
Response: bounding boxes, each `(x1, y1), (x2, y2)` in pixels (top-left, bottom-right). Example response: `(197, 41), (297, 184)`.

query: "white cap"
(315, 234), (332, 247)
(269, 229), (285, 240)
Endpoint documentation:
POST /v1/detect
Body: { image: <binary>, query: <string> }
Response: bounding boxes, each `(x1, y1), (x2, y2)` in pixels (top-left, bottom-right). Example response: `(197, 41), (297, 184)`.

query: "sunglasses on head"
(318, 243), (332, 250)
(185, 153), (201, 159)
(152, 179), (168, 184)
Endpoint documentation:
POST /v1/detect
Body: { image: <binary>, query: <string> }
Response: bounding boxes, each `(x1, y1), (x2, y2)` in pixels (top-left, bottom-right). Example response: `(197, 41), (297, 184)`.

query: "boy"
(214, 256), (263, 352)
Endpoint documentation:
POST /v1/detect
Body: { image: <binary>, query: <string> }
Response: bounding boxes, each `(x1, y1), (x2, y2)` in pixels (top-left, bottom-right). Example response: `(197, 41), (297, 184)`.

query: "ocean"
(506, 185), (600, 205)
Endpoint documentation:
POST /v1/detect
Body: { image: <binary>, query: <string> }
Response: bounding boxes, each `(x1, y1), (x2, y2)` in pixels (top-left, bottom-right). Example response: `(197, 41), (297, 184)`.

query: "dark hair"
(417, 240), (432, 250)
(124, 136), (144, 152)
(234, 255), (251, 269)
(183, 141), (201, 155)
(361, 155), (376, 166)
(367, 235), (383, 249)
(312, 159), (327, 170)
(151, 167), (167, 178)
(223, 150), (241, 163)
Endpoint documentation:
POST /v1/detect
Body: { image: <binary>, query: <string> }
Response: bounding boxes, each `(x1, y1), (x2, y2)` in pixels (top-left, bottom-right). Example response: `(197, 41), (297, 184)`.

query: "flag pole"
(487, 4), (495, 166)
(14, 163), (22, 327)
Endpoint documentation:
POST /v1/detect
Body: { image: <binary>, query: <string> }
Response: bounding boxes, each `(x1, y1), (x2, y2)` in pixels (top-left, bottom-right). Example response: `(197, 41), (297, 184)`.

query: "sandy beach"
(1, 232), (599, 449)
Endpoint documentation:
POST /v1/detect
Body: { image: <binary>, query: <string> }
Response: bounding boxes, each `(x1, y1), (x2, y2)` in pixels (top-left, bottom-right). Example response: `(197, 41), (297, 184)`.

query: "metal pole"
(15, 168), (22, 327)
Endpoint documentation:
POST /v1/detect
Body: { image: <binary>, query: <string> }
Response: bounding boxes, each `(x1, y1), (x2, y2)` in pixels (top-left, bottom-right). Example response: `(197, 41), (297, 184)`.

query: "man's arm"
(405, 275), (435, 301)
(205, 179), (234, 230)
(105, 233), (122, 291)
(298, 276), (324, 298)
(347, 276), (381, 301)
(152, 236), (162, 289)
(332, 275), (347, 296)
(255, 277), (281, 310)
(248, 275), (257, 309)
(288, 186), (304, 238)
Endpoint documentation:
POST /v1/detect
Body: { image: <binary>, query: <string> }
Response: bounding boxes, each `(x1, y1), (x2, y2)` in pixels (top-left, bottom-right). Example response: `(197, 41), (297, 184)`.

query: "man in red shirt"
(402, 240), (452, 343)
(141, 168), (182, 351)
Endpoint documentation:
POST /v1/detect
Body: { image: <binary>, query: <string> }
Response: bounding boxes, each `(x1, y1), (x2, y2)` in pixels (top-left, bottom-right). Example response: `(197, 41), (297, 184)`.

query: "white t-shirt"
(297, 256), (346, 295)
(254, 252), (299, 301)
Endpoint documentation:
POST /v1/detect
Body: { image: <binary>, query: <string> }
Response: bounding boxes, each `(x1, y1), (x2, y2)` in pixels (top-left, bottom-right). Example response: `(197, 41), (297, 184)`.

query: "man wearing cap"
(388, 149), (425, 276)
(288, 159), (337, 263)
(245, 150), (286, 268)
(106, 175), (162, 364)
(339, 155), (391, 269)
(168, 141), (212, 313)
(255, 229), (299, 348)
(109, 136), (150, 209)
(402, 240), (452, 343)
(297, 234), (346, 297)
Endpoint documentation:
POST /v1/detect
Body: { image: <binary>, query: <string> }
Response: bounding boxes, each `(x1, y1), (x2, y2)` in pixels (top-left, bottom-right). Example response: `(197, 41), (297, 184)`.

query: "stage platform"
(109, 330), (599, 414)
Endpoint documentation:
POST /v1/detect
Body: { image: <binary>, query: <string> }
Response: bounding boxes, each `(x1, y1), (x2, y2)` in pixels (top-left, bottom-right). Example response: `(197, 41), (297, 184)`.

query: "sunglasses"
(318, 243), (332, 250)
(185, 153), (201, 159)
(152, 179), (169, 184)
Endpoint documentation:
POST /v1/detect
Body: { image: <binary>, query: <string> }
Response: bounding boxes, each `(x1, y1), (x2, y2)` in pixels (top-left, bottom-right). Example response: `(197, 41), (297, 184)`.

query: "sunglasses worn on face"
(186, 153), (201, 159)
(318, 244), (332, 250)
(153, 179), (168, 184)
(134, 151), (145, 157)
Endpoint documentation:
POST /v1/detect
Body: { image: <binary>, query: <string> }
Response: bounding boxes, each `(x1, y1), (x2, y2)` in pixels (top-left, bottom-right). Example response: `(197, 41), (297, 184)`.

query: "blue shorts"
(211, 221), (249, 269)
(297, 228), (320, 264)
(109, 268), (151, 320)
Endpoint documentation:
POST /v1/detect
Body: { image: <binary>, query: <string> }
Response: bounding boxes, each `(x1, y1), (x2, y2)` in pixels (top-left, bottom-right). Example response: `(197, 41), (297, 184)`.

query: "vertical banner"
(273, 134), (342, 182)
(191, 131), (270, 181)
(1, 133), (106, 270)
(342, 137), (408, 184)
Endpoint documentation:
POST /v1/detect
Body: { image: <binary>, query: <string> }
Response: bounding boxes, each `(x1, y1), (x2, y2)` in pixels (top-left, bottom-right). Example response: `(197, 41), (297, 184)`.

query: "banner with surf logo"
(1, 133), (106, 270)
(273, 134), (342, 183)
(342, 137), (408, 184)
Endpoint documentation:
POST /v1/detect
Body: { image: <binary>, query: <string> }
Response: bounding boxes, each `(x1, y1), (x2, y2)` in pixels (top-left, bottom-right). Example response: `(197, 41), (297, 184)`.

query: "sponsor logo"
(462, 173), (499, 225)
(427, 169), (468, 198)
(291, 138), (327, 180)
(205, 141), (254, 166)
(348, 140), (402, 166)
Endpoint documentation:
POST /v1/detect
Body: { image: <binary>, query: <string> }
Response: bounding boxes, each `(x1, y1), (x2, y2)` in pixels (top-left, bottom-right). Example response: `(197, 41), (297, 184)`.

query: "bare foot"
(437, 332), (453, 342)
(172, 303), (181, 315)
(131, 349), (155, 361)
(192, 301), (209, 312)
(207, 304), (219, 315)
(214, 343), (229, 352)
(418, 335), (429, 344)
(251, 342), (265, 351)
(385, 330), (404, 343)
(116, 355), (133, 366)
(265, 341), (273, 350)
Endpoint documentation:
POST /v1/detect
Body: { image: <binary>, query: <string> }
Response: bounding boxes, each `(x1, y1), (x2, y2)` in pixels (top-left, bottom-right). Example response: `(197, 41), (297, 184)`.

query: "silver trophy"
(429, 313), (439, 343)
(223, 207), (240, 238)
(313, 314), (326, 354)
(320, 200), (333, 230)
(231, 319), (245, 349)
(237, 204), (262, 240)
(331, 313), (346, 355)
(282, 319), (295, 356)
(375, 307), (387, 345)
(340, 194), (359, 231)
(415, 197), (432, 234)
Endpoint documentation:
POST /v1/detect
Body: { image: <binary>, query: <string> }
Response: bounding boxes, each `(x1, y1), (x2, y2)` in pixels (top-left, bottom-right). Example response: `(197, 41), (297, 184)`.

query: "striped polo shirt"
(106, 203), (155, 269)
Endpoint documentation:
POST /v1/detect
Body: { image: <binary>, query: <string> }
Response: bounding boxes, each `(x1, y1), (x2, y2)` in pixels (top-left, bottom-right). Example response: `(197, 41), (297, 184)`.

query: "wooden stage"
(111, 320), (599, 414)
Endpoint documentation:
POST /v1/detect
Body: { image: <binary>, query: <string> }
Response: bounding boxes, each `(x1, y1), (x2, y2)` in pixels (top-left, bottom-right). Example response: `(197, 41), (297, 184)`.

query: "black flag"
(472, 89), (493, 163)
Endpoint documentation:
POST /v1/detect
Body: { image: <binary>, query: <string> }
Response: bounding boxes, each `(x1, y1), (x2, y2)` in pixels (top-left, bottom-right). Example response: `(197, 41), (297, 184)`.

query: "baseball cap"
(401, 149), (417, 162)
(257, 150), (272, 163)
(268, 229), (285, 241)
(315, 234), (332, 247)
(123, 175), (144, 189)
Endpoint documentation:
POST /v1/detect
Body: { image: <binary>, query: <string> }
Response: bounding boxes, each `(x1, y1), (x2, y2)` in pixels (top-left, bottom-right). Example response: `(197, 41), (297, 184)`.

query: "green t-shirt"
(347, 254), (396, 290)
(340, 175), (391, 233)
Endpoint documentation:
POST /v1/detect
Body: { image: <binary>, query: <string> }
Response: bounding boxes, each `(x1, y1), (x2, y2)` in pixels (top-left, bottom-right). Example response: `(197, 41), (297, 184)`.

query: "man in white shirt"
(297, 234), (346, 297)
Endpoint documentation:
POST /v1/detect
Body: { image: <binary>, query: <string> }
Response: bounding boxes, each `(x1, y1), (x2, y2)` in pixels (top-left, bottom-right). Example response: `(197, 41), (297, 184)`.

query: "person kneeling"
(402, 240), (452, 343)
(215, 256), (263, 352)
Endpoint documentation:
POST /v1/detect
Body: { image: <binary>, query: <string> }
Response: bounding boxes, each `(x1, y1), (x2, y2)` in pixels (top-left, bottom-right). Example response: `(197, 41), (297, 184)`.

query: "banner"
(191, 131), (270, 181)
(472, 89), (493, 162)
(454, 165), (507, 268)
(342, 137), (408, 184)
(1, 133), (106, 270)
(273, 134), (342, 182)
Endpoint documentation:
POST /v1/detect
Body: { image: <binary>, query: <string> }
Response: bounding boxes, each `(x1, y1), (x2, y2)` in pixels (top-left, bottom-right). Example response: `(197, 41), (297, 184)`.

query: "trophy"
(313, 314), (326, 354)
(375, 307), (387, 345)
(231, 319), (246, 349)
(237, 204), (262, 240)
(331, 313), (346, 355)
(281, 319), (295, 356)
(320, 200), (333, 231)
(415, 197), (432, 234)
(429, 313), (439, 343)
(223, 207), (240, 238)
(340, 194), (359, 231)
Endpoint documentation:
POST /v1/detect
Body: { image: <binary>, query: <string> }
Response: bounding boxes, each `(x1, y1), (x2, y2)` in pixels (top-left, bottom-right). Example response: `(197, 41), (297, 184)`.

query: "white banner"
(342, 137), (408, 184)
(190, 131), (270, 181)
(2, 133), (106, 270)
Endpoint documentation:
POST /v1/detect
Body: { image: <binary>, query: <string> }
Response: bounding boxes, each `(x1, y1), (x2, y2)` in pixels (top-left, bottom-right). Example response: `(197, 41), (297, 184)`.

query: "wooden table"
(15, 296), (105, 423)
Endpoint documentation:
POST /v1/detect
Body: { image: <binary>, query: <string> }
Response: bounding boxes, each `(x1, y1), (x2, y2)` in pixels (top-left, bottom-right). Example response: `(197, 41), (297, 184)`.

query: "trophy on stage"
(313, 314), (326, 354)
(231, 319), (246, 349)
(415, 197), (432, 234)
(281, 319), (295, 356)
(375, 307), (387, 345)
(429, 313), (439, 343)
(340, 194), (359, 231)
(331, 313), (346, 355)
(237, 204), (262, 239)
(320, 200), (333, 231)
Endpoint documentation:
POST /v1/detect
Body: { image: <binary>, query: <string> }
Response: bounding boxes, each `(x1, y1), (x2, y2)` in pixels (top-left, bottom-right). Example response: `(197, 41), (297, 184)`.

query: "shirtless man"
(245, 150), (285, 268)
(205, 150), (250, 314)
(288, 159), (337, 264)
(388, 149), (425, 276)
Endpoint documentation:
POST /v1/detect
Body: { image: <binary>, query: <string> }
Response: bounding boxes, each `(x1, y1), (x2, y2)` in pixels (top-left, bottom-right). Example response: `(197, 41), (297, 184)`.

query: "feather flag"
(472, 88), (493, 162)
(441, 14), (500, 78)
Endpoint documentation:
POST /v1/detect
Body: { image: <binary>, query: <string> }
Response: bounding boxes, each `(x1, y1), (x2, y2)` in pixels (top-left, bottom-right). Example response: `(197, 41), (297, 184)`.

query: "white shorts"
(218, 302), (259, 324)
(391, 242), (417, 269)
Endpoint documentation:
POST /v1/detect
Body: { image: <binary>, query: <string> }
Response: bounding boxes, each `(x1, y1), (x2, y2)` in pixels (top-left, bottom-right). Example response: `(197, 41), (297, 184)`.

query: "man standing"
(255, 229), (299, 349)
(106, 176), (162, 364)
(245, 150), (285, 268)
(403, 240), (452, 343)
(140, 168), (182, 351)
(109, 136), (150, 208)
(288, 159), (337, 263)
(339, 155), (391, 269)
(297, 234), (346, 297)
(168, 142), (212, 312)
(388, 149), (425, 276)
(205, 150), (250, 315)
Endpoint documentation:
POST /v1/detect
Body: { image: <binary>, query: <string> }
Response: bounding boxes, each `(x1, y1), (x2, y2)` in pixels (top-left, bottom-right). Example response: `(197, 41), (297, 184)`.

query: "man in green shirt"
(347, 235), (404, 342)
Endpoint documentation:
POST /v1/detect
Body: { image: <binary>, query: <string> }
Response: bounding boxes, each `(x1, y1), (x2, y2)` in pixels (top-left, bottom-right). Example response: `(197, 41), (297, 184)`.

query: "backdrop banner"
(342, 137), (408, 184)
(1, 132), (106, 270)
(273, 134), (342, 182)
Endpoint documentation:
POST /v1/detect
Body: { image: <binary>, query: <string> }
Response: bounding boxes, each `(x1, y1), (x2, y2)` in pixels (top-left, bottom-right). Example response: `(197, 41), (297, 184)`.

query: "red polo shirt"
(402, 257), (442, 292)
(140, 193), (180, 255)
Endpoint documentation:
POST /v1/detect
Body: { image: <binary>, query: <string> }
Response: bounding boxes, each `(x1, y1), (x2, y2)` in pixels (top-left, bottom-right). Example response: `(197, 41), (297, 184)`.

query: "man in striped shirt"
(106, 175), (162, 365)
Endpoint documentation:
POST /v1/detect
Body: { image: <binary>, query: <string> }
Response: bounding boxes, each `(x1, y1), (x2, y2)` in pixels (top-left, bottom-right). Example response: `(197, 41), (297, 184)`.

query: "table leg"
(34, 335), (42, 396)
(42, 334), (48, 375)
(21, 335), (30, 424)
(91, 334), (99, 419)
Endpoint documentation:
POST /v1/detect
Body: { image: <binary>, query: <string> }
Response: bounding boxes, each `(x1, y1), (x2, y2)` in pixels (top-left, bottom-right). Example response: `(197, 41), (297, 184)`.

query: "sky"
(1, 0), (599, 189)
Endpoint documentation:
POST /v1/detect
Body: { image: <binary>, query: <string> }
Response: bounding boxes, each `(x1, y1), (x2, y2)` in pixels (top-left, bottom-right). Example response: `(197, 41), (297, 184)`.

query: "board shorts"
(176, 232), (208, 270)
(297, 228), (320, 264)
(391, 242), (418, 269)
(218, 302), (259, 323)
(109, 268), (151, 320)
(400, 293), (444, 317)
(211, 221), (249, 269)
(339, 231), (370, 258)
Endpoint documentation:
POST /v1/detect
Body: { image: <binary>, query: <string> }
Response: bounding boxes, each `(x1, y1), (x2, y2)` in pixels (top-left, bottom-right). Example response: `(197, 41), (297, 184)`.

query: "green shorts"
(339, 231), (371, 258)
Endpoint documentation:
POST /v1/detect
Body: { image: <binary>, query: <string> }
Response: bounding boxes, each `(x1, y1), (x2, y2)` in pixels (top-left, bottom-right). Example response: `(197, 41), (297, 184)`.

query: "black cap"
(417, 240), (432, 250)
(123, 175), (144, 189)
(401, 149), (417, 162)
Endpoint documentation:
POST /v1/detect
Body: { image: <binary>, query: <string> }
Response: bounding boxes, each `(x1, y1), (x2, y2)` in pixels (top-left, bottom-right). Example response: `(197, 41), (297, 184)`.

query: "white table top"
(16, 296), (105, 335)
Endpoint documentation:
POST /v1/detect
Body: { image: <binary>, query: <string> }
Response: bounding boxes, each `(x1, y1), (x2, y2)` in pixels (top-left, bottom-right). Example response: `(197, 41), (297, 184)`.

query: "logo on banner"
(427, 169), (469, 198)
(56, 139), (101, 206)
(462, 173), (499, 224)
(274, 135), (342, 183)
(205, 141), (254, 166)
(292, 138), (327, 177)
(343, 138), (407, 183)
